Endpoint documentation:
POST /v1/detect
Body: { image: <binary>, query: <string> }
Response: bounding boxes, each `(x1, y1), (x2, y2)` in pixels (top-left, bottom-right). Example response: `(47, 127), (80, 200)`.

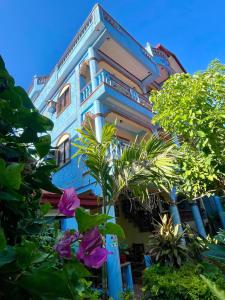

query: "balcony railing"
(96, 69), (151, 109)
(80, 69), (152, 110)
(80, 82), (92, 102)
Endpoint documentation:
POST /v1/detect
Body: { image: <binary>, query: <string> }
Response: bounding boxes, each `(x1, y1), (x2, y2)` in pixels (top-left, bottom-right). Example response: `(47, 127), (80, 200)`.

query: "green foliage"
(142, 263), (224, 300)
(147, 215), (190, 267)
(184, 224), (209, 259)
(203, 229), (225, 273)
(73, 122), (178, 212)
(76, 207), (111, 233)
(0, 57), (102, 299)
(201, 275), (225, 300)
(120, 289), (135, 300)
(151, 60), (225, 198)
(0, 55), (59, 246)
(100, 222), (125, 239)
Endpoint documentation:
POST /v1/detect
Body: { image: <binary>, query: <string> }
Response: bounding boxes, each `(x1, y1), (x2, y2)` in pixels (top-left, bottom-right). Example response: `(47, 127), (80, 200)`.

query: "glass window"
(56, 138), (70, 167)
(57, 85), (70, 115)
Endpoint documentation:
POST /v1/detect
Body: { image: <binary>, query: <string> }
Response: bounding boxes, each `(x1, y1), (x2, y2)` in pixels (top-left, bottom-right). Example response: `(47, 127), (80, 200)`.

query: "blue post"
(203, 196), (217, 217)
(144, 255), (152, 268)
(169, 187), (183, 231)
(123, 263), (134, 291)
(169, 187), (185, 245)
(61, 217), (78, 231)
(191, 202), (207, 238)
(106, 206), (123, 300)
(94, 103), (123, 300)
(214, 196), (225, 229)
(88, 47), (98, 90)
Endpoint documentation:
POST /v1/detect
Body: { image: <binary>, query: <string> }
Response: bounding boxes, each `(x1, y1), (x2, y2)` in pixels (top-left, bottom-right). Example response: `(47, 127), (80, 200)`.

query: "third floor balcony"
(80, 68), (152, 111)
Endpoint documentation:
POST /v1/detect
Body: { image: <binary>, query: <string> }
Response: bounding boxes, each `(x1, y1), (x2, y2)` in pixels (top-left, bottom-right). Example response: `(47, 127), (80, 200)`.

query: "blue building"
(29, 4), (223, 299)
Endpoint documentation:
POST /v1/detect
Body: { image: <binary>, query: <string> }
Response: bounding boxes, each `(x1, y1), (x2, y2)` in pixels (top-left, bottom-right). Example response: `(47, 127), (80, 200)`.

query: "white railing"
(80, 69), (152, 110)
(80, 82), (92, 102)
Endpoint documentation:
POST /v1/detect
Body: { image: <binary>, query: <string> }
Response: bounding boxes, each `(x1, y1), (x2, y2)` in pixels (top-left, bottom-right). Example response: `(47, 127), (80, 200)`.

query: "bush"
(142, 262), (225, 300)
(147, 215), (190, 267)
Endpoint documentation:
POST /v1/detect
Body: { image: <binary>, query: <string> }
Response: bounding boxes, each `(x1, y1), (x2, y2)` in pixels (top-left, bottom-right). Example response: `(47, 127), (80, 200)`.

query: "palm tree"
(73, 121), (178, 299)
(73, 121), (178, 214)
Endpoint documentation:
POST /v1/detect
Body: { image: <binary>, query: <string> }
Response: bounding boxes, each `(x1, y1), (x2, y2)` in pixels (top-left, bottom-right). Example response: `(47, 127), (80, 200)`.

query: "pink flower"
(54, 231), (79, 259)
(58, 188), (80, 216)
(77, 227), (108, 269)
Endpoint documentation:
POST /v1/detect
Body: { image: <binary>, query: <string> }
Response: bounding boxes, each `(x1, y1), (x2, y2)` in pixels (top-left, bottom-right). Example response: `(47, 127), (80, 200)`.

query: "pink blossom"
(77, 227), (108, 269)
(58, 188), (80, 216)
(54, 231), (79, 259)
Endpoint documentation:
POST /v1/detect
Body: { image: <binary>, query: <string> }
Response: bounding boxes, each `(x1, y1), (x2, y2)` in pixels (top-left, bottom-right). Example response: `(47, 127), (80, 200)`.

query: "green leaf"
(76, 208), (111, 233)
(19, 269), (72, 298)
(20, 128), (38, 143)
(34, 134), (51, 158)
(0, 228), (6, 251)
(0, 160), (24, 190)
(40, 202), (52, 216)
(4, 163), (24, 190)
(203, 244), (225, 262)
(0, 246), (15, 268)
(197, 131), (206, 138)
(15, 241), (41, 269)
(65, 260), (91, 278)
(100, 222), (125, 238)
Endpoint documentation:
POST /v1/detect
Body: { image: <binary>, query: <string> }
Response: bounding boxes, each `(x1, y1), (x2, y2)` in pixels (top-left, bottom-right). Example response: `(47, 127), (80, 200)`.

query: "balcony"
(80, 69), (152, 110)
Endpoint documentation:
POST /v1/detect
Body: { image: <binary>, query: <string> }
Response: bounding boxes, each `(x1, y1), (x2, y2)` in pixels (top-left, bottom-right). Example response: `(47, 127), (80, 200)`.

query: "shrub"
(142, 262), (225, 300)
(147, 215), (190, 267)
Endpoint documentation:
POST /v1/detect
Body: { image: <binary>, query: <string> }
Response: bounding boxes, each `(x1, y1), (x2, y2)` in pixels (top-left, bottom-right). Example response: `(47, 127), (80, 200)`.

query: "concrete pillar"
(61, 217), (78, 231)
(169, 187), (183, 231)
(191, 202), (207, 238)
(88, 47), (98, 90)
(94, 99), (105, 143)
(169, 187), (186, 246)
(214, 196), (225, 229)
(106, 206), (123, 300)
(94, 103), (123, 300)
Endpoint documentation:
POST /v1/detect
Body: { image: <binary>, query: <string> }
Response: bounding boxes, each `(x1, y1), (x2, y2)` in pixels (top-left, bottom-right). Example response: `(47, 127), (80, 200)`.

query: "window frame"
(56, 84), (71, 116)
(56, 134), (71, 168)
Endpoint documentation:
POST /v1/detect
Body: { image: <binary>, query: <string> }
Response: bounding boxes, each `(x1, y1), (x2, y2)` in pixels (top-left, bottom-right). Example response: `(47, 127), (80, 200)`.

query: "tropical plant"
(0, 56), (124, 299)
(147, 214), (190, 267)
(120, 289), (135, 300)
(73, 121), (178, 213)
(184, 224), (208, 259)
(151, 60), (225, 199)
(203, 229), (225, 272)
(142, 262), (225, 300)
(201, 275), (225, 300)
(73, 121), (178, 298)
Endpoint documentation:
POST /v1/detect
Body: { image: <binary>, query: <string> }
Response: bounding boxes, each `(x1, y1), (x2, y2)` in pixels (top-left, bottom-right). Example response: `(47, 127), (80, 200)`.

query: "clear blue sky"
(1, 0), (225, 89)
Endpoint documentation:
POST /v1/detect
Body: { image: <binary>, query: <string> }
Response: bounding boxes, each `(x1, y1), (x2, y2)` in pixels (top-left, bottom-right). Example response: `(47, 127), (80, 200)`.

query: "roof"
(41, 191), (101, 209)
(156, 44), (186, 73)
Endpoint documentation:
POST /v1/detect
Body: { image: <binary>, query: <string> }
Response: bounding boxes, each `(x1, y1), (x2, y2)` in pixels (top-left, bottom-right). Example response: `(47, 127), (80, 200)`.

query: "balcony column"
(94, 100), (105, 143)
(94, 100), (123, 300)
(214, 196), (225, 229)
(88, 47), (98, 90)
(191, 201), (207, 238)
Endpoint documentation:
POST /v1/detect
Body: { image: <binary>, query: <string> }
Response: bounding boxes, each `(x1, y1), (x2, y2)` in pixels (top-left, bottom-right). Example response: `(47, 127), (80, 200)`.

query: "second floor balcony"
(80, 69), (152, 111)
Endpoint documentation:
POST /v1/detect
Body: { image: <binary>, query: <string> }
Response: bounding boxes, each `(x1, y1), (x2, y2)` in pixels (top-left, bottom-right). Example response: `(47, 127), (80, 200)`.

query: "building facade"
(28, 4), (200, 299)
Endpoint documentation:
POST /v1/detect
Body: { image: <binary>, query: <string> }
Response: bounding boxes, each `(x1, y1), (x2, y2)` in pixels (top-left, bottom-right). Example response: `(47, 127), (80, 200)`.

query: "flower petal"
(83, 247), (108, 269)
(58, 188), (80, 216)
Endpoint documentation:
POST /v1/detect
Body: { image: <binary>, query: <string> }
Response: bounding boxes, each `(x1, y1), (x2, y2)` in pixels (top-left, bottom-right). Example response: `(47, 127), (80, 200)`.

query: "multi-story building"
(28, 4), (187, 299)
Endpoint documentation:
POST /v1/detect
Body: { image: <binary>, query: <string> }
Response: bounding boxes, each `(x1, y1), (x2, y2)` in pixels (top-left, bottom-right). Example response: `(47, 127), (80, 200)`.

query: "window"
(56, 134), (70, 167)
(57, 84), (70, 116)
